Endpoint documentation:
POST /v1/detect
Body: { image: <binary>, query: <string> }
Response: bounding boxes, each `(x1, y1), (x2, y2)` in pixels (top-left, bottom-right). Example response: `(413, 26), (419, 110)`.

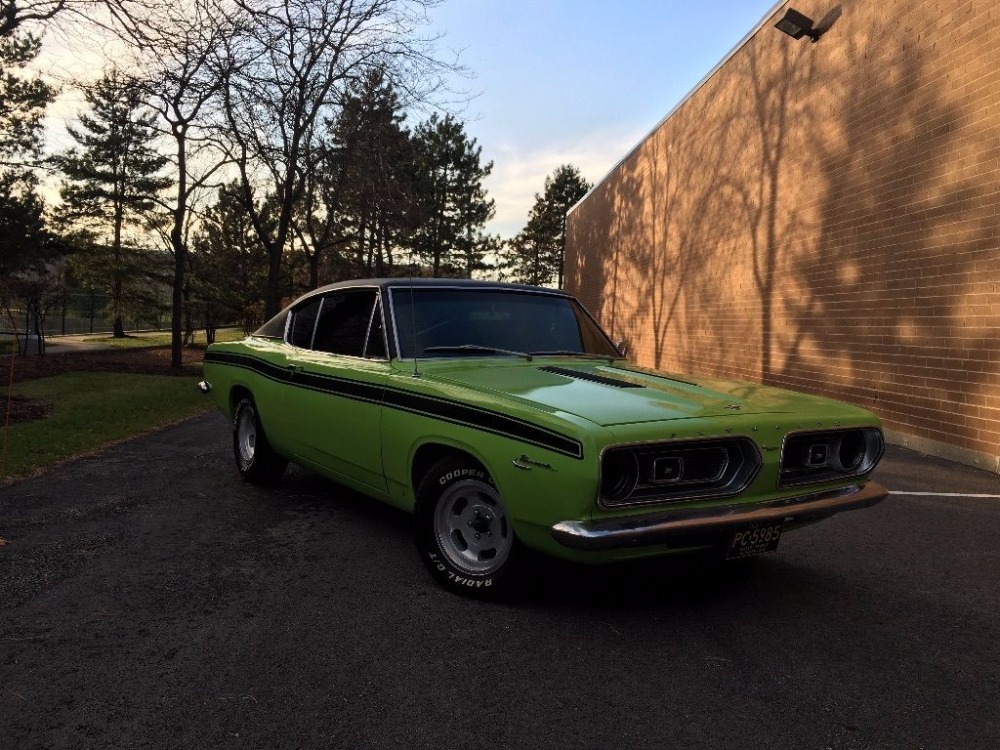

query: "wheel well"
(229, 385), (252, 416)
(411, 443), (489, 494)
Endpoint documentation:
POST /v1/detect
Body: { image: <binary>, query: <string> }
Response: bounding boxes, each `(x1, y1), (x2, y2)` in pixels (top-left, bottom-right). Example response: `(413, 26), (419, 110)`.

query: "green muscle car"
(201, 279), (888, 596)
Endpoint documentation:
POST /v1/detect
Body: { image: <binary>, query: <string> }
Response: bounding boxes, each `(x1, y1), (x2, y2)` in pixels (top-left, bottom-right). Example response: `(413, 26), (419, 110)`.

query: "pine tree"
(504, 165), (591, 287)
(191, 182), (271, 335)
(304, 68), (416, 284)
(0, 29), (55, 277)
(0, 28), (60, 354)
(409, 114), (494, 277)
(56, 70), (170, 337)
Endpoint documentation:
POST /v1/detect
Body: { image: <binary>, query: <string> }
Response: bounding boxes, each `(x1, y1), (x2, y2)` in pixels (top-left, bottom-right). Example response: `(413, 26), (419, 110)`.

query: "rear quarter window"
(288, 298), (322, 348)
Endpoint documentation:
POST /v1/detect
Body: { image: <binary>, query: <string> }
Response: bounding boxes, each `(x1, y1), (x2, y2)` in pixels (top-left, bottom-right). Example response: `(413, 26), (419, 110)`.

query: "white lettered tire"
(415, 457), (519, 596)
(232, 395), (288, 484)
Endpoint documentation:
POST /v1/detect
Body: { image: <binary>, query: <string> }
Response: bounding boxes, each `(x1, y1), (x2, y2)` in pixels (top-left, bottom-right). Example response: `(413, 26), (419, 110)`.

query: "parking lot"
(1, 411), (998, 749)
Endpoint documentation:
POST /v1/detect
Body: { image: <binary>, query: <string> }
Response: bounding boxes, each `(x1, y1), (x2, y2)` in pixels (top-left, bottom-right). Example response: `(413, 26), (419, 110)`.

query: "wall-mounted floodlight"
(774, 8), (823, 42)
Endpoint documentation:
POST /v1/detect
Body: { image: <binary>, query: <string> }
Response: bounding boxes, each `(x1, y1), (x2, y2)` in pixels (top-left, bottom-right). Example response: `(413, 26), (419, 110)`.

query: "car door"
(283, 288), (389, 493)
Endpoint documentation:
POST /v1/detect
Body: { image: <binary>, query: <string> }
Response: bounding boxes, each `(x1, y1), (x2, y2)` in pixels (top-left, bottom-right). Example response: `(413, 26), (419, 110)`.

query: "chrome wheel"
(237, 404), (257, 465)
(231, 395), (287, 484)
(433, 479), (512, 575)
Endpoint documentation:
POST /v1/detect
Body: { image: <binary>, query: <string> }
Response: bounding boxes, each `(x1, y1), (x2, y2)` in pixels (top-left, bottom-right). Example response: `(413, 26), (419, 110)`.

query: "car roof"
(317, 277), (563, 293)
(254, 278), (574, 340)
(300, 277), (569, 300)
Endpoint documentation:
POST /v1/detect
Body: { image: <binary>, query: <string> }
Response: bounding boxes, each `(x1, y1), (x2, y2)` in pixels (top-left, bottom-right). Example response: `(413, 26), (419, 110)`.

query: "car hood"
(426, 360), (862, 427)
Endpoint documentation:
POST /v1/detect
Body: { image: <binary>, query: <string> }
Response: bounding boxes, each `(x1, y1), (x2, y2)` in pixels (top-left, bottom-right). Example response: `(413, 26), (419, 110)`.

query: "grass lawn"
(1, 372), (214, 482)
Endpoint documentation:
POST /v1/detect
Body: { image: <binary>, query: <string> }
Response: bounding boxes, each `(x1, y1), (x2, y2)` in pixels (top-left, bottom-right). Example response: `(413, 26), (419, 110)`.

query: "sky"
(35, 0), (783, 238)
(424, 0), (782, 237)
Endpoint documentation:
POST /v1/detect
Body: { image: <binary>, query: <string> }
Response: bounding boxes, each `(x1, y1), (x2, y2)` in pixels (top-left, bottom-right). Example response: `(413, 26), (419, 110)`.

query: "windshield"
(391, 288), (621, 360)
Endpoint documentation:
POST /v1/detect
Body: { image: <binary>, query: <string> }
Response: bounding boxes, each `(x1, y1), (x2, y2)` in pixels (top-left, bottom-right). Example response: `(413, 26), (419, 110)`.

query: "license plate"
(726, 522), (783, 560)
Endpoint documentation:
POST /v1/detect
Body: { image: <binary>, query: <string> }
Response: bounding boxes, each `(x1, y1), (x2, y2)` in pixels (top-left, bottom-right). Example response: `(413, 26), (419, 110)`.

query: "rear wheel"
(232, 395), (287, 484)
(415, 457), (519, 596)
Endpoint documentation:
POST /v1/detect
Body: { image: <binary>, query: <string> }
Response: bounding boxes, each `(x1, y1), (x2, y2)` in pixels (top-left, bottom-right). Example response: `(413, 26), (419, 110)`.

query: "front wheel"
(232, 395), (287, 484)
(415, 457), (519, 596)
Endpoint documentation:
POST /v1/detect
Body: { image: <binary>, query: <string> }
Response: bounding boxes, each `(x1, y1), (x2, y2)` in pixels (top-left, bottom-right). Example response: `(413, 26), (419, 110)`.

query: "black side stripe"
(205, 351), (583, 459)
(207, 351), (293, 383)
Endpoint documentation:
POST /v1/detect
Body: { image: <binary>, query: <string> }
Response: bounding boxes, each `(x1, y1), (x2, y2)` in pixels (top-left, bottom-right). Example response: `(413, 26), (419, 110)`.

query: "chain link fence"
(2, 288), (245, 354)
(1, 288), (174, 338)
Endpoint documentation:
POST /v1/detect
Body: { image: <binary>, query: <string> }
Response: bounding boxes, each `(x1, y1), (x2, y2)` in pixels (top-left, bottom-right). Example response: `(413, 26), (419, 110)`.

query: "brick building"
(565, 0), (1000, 473)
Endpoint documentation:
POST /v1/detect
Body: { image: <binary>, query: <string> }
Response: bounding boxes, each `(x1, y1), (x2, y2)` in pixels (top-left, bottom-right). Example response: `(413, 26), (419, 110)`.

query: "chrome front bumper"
(551, 482), (889, 552)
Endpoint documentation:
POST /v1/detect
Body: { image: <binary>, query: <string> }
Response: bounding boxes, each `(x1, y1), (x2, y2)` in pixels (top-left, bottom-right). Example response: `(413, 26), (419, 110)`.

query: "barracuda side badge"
(725, 404), (741, 410)
(512, 455), (555, 472)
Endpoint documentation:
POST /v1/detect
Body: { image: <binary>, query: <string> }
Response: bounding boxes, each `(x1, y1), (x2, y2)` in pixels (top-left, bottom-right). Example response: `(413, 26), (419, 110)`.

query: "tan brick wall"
(566, 0), (1000, 472)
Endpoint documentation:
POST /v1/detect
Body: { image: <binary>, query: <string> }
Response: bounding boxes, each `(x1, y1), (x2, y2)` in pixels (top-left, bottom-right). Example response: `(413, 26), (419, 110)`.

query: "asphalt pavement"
(1, 412), (997, 749)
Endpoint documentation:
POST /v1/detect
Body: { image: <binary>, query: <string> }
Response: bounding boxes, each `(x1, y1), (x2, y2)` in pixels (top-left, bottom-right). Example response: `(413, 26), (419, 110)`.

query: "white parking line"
(890, 491), (1000, 499)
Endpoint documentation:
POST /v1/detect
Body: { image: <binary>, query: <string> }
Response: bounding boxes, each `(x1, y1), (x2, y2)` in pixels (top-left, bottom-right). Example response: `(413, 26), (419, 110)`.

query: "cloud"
(481, 124), (647, 238)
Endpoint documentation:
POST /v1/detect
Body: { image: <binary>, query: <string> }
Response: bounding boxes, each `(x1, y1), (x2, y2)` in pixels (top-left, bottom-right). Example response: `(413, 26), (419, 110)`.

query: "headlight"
(599, 438), (761, 508)
(779, 428), (884, 487)
(600, 449), (639, 505)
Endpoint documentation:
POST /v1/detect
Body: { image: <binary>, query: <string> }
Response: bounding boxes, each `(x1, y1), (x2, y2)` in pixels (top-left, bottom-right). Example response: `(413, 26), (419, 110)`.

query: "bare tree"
(215, 0), (446, 316)
(0, 260), (67, 353)
(1, 0), (73, 35)
(0, 0), (154, 42)
(129, 0), (232, 367)
(4, 0), (231, 365)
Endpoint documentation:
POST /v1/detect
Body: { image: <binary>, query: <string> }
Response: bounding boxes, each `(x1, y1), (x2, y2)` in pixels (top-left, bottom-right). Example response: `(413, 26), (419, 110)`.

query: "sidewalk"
(11, 331), (181, 356)
(45, 336), (119, 354)
(12, 334), (116, 355)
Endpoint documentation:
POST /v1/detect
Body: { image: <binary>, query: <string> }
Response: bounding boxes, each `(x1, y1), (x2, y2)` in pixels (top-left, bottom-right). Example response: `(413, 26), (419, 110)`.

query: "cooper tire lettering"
(416, 456), (518, 598)
(439, 468), (487, 485)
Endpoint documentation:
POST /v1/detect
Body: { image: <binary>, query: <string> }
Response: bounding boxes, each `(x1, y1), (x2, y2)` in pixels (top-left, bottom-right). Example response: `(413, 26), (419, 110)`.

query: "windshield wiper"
(529, 350), (623, 362)
(423, 344), (533, 361)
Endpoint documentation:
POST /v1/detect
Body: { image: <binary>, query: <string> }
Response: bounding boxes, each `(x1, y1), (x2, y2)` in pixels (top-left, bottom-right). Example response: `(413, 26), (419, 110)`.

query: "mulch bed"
(2, 346), (206, 387)
(0, 395), (53, 424)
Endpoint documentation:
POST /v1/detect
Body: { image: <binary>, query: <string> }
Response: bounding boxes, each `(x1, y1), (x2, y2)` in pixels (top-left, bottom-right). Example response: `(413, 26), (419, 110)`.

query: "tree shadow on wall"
(727, 39), (815, 383)
(631, 86), (752, 371)
(563, 171), (609, 321)
(576, 37), (815, 379)
(568, 62), (767, 372)
(568, 13), (998, 455)
(775, 23), (999, 450)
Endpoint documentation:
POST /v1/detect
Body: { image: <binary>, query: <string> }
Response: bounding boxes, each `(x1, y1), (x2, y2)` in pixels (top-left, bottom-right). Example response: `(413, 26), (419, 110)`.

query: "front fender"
(381, 409), (602, 540)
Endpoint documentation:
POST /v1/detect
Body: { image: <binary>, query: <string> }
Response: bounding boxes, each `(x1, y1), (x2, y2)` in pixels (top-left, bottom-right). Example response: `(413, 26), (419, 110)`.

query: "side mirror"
(614, 340), (628, 357)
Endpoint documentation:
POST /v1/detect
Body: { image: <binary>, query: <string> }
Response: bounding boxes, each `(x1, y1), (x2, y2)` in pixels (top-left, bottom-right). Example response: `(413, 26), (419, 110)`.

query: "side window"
(365, 298), (387, 359)
(288, 298), (321, 348)
(312, 289), (378, 357)
(255, 309), (289, 339)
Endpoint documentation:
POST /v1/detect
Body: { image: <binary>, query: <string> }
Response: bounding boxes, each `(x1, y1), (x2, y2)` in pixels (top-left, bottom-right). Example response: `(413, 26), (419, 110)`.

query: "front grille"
(600, 437), (761, 508)
(779, 428), (884, 487)
(671, 445), (729, 482)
